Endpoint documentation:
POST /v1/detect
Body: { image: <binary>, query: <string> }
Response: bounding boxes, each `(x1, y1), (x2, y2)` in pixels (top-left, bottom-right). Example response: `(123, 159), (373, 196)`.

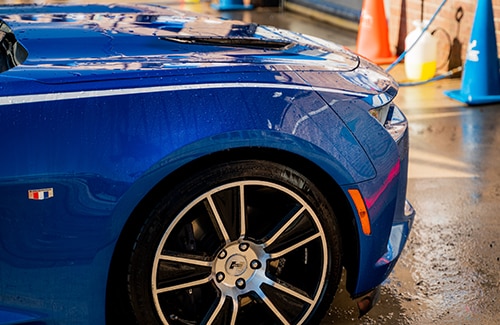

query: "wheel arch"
(105, 145), (361, 322)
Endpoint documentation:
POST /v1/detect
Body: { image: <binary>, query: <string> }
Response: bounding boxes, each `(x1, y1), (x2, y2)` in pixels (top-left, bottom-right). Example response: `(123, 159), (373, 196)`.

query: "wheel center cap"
(225, 255), (247, 276)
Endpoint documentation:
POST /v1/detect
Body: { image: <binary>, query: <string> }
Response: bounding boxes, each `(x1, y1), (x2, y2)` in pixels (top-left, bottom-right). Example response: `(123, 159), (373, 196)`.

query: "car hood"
(0, 4), (398, 103)
(1, 4), (359, 76)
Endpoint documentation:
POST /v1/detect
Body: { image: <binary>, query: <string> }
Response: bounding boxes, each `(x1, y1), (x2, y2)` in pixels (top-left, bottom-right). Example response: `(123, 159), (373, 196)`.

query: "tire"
(127, 160), (342, 324)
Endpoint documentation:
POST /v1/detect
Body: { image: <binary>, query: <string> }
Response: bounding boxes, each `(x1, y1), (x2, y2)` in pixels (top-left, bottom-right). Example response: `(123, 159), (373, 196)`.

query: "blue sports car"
(0, 4), (414, 325)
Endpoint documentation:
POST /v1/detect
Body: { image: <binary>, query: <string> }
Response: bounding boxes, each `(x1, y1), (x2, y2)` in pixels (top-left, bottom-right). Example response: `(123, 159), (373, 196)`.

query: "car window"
(0, 19), (28, 73)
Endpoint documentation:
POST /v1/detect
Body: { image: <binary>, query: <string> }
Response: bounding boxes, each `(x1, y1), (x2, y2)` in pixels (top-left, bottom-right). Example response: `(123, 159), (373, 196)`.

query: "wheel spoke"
(159, 253), (213, 267)
(268, 232), (321, 259)
(230, 297), (238, 325)
(155, 276), (212, 294)
(257, 288), (291, 325)
(239, 184), (246, 238)
(155, 253), (213, 294)
(203, 296), (239, 325)
(207, 195), (231, 244)
(206, 295), (226, 324)
(265, 279), (315, 305)
(264, 206), (306, 248)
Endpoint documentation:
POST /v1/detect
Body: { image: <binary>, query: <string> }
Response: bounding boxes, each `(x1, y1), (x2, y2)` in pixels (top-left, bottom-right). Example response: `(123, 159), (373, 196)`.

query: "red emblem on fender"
(28, 188), (54, 200)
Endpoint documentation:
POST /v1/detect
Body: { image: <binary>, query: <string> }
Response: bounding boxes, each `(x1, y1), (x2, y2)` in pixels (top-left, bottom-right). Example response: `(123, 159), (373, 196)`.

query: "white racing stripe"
(0, 82), (366, 106)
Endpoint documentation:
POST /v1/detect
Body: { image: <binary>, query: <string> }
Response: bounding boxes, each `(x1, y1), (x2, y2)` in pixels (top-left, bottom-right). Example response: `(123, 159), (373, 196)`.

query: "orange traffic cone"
(356, 0), (396, 65)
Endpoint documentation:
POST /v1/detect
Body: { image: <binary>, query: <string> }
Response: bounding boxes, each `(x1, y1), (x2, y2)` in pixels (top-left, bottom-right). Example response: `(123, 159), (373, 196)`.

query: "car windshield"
(0, 19), (28, 73)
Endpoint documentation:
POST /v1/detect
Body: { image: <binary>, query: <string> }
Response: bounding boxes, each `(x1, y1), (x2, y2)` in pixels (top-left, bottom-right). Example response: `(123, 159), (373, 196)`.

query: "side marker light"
(348, 189), (371, 236)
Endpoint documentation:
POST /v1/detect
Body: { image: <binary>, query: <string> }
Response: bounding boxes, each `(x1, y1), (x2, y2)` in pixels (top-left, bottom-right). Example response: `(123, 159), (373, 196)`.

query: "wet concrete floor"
(189, 4), (500, 324)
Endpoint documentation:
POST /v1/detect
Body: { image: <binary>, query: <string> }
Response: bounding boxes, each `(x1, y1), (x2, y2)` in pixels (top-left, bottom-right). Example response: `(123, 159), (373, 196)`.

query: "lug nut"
(218, 250), (227, 259)
(250, 260), (261, 269)
(235, 278), (246, 289)
(239, 243), (249, 252)
(216, 272), (225, 283)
